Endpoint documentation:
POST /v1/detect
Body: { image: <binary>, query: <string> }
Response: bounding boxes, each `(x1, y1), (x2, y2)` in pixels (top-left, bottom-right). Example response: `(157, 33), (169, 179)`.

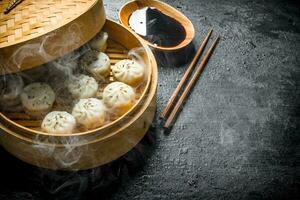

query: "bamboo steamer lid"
(0, 0), (106, 75)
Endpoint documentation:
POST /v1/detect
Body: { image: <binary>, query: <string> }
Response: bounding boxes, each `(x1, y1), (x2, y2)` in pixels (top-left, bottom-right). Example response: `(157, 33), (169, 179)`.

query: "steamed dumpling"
(90, 31), (108, 52)
(21, 83), (56, 117)
(0, 74), (24, 107)
(112, 59), (144, 86)
(67, 74), (98, 99)
(103, 82), (135, 115)
(72, 98), (106, 130)
(81, 51), (110, 81)
(41, 111), (76, 134)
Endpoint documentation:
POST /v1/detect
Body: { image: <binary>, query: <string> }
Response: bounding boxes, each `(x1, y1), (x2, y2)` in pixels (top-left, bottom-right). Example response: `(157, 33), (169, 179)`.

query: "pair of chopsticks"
(160, 29), (220, 129)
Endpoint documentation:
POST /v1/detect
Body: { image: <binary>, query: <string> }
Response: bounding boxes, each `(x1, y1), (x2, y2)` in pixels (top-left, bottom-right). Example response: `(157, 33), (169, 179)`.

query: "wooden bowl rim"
(118, 0), (195, 52)
(0, 19), (154, 138)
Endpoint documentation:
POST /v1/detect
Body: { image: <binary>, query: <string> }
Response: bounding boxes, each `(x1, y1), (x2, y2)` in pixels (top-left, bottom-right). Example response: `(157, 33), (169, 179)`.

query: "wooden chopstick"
(164, 35), (220, 129)
(160, 28), (213, 119)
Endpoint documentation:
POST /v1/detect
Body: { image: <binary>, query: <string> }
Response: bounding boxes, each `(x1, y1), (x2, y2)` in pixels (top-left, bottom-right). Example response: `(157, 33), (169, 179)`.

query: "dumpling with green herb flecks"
(72, 98), (106, 130)
(66, 74), (98, 99)
(90, 32), (109, 52)
(21, 83), (55, 117)
(81, 50), (110, 81)
(103, 82), (136, 115)
(112, 59), (144, 86)
(42, 111), (76, 134)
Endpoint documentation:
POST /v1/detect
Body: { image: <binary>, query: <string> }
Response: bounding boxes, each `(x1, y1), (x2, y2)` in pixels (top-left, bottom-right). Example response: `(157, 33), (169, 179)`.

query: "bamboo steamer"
(0, 20), (158, 171)
(0, 0), (106, 75)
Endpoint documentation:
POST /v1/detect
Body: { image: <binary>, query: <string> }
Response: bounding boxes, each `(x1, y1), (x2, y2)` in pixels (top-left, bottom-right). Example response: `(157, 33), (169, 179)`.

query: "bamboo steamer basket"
(0, 0), (106, 75)
(0, 19), (157, 170)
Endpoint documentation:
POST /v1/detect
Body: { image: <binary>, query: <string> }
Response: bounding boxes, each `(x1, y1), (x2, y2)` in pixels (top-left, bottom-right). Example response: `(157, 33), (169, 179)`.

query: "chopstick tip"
(163, 123), (172, 131)
(207, 28), (213, 36)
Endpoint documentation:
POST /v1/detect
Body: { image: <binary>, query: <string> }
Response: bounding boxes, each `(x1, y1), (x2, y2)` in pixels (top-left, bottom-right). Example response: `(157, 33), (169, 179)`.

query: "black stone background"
(0, 0), (299, 199)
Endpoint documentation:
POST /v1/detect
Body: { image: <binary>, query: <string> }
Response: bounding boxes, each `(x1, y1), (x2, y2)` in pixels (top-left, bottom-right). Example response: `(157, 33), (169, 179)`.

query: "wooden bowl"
(0, 0), (106, 75)
(0, 20), (158, 171)
(119, 0), (195, 52)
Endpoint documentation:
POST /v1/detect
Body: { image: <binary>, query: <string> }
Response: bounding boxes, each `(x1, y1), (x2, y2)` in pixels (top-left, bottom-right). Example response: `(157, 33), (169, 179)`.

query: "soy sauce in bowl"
(129, 7), (186, 48)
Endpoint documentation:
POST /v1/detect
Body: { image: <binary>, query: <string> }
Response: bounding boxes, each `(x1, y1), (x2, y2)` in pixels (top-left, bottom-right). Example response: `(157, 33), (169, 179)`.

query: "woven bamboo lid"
(0, 0), (106, 75)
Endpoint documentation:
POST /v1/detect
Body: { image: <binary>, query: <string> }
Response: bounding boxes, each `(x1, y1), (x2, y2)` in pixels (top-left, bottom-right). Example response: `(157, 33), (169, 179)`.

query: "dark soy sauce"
(129, 7), (186, 47)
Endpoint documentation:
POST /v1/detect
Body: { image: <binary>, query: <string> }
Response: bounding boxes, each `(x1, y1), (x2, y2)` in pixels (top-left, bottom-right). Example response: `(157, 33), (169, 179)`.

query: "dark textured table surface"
(0, 0), (299, 199)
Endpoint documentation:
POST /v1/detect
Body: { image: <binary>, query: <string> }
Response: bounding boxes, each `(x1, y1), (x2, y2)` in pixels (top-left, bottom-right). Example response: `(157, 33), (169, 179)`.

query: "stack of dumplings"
(0, 30), (148, 135)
